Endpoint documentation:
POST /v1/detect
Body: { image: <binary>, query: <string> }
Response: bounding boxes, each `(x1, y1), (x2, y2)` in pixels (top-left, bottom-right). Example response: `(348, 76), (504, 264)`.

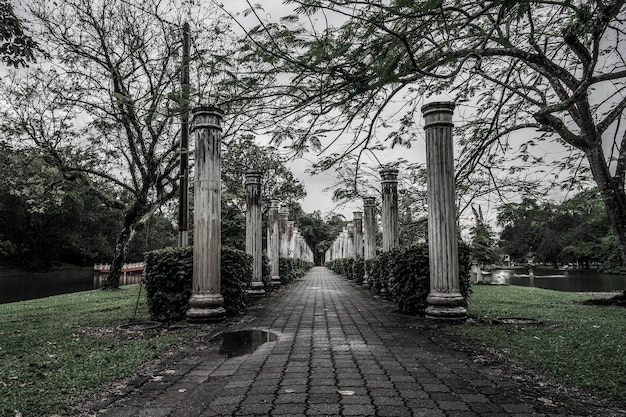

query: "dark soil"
(583, 290), (626, 307)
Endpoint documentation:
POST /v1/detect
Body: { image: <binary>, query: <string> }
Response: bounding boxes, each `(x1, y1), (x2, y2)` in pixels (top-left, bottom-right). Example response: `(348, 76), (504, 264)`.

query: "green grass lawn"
(0, 285), (182, 417)
(458, 285), (626, 403)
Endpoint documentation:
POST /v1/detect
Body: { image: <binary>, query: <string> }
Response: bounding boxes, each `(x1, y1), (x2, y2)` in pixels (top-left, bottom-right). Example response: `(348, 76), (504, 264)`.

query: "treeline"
(473, 188), (622, 272)
(0, 146), (175, 269)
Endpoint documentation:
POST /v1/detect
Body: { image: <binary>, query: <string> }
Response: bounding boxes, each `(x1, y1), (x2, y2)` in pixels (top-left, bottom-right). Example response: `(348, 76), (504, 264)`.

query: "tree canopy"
(0, 1), (37, 67)
(239, 0), (626, 263)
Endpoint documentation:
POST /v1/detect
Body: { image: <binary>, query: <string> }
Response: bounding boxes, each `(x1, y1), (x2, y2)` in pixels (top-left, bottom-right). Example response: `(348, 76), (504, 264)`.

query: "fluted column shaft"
(381, 168), (399, 252)
(268, 200), (281, 286)
(422, 101), (467, 320)
(246, 171), (264, 298)
(362, 197), (377, 288)
(353, 212), (363, 260)
(187, 105), (226, 322)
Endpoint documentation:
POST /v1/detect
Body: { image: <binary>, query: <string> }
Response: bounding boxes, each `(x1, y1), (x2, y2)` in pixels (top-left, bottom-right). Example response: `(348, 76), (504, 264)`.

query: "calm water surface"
(0, 268), (141, 304)
(495, 268), (626, 292)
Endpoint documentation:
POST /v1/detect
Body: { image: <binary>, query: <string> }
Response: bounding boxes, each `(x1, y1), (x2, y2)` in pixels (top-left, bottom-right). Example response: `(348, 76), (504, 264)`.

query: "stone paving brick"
(78, 267), (626, 417)
(341, 403), (376, 415)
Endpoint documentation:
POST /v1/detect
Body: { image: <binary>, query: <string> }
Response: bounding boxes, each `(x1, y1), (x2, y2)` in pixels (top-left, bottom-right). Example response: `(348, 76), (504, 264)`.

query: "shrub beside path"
(73, 267), (626, 417)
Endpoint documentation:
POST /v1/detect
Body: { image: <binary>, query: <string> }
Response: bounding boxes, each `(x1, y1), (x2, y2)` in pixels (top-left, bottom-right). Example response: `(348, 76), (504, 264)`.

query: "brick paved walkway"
(83, 267), (625, 417)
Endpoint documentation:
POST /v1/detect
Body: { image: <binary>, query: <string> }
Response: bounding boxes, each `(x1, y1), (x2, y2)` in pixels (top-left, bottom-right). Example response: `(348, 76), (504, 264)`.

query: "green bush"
(368, 251), (390, 294)
(144, 246), (193, 322)
(326, 257), (355, 280)
(387, 242), (472, 314)
(279, 258), (313, 284)
(144, 246), (252, 322)
(387, 245), (430, 314)
(220, 246), (252, 315)
(353, 257), (365, 285)
(328, 242), (471, 315)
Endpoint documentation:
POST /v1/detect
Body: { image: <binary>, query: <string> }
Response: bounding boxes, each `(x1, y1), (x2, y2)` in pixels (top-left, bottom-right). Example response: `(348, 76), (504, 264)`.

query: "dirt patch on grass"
(582, 290), (626, 307)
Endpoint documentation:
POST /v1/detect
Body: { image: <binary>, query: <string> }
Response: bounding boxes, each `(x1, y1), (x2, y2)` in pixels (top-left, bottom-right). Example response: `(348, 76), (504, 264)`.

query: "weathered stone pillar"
(187, 105), (226, 322)
(353, 212), (363, 258)
(380, 167), (399, 296)
(362, 197), (376, 288)
(279, 208), (289, 258)
(380, 167), (399, 251)
(287, 220), (295, 258)
(245, 171), (264, 298)
(268, 199), (281, 286)
(422, 101), (467, 320)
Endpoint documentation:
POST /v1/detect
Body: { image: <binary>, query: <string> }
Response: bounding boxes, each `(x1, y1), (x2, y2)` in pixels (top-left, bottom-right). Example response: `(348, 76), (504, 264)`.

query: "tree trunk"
(586, 147), (626, 268)
(101, 198), (146, 289)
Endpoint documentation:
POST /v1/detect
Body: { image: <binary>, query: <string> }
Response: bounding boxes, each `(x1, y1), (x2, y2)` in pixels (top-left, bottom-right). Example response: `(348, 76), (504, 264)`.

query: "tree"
(0, 144), (122, 268)
(470, 206), (499, 265)
(239, 0), (626, 264)
(497, 197), (548, 264)
(0, 0), (240, 287)
(0, 0), (38, 67)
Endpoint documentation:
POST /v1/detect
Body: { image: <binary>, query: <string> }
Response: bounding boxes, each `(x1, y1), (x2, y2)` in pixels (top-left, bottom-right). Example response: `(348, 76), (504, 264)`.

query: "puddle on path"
(211, 330), (279, 358)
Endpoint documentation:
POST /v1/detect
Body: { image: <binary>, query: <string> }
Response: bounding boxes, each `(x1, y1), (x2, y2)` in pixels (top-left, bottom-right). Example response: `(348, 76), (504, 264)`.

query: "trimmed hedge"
(279, 258), (314, 284)
(327, 242), (472, 315)
(325, 257), (354, 280)
(352, 257), (365, 285)
(144, 246), (252, 322)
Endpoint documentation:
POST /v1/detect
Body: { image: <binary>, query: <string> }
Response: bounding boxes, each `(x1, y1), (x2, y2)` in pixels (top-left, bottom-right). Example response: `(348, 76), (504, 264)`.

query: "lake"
(492, 268), (626, 292)
(0, 267), (142, 304)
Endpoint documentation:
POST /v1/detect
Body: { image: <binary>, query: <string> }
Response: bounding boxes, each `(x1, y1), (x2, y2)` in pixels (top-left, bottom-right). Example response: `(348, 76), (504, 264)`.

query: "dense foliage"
(144, 246), (252, 322)
(241, 0), (626, 266)
(327, 242), (471, 315)
(279, 257), (314, 284)
(497, 189), (619, 270)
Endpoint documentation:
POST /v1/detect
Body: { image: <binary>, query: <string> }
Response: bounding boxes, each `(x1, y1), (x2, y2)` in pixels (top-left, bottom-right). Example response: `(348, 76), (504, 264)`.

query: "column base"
(362, 271), (371, 289)
(426, 292), (467, 321)
(186, 292), (226, 323)
(271, 275), (282, 287)
(380, 286), (389, 298)
(247, 282), (266, 298)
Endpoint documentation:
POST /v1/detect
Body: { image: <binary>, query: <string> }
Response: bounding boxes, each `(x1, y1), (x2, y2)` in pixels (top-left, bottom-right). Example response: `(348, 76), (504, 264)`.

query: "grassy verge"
(457, 285), (626, 403)
(0, 285), (184, 417)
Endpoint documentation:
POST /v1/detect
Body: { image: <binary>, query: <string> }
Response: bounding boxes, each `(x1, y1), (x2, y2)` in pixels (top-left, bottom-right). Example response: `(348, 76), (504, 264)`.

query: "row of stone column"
(325, 102), (467, 320)
(186, 105), (314, 323)
(325, 166), (399, 265)
(266, 199), (314, 287)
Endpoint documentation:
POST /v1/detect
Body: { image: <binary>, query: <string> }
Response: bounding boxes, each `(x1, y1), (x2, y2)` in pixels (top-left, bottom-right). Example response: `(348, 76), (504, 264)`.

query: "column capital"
(191, 104), (223, 131)
(353, 211), (363, 220)
(421, 101), (455, 128)
(363, 196), (376, 207)
(380, 167), (399, 182)
(245, 170), (262, 184)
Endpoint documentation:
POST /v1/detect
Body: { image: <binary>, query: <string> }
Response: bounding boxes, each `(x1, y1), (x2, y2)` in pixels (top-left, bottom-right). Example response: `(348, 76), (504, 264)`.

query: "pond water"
(492, 268), (626, 292)
(0, 267), (142, 304)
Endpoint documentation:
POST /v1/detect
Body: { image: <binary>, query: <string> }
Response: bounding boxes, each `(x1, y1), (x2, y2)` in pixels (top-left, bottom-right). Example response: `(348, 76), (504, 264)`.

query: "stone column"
(362, 197), (377, 288)
(268, 199), (281, 286)
(279, 208), (289, 258)
(422, 101), (467, 320)
(353, 211), (363, 258)
(187, 105), (226, 322)
(380, 167), (399, 251)
(245, 171), (264, 298)
(380, 167), (399, 296)
(353, 211), (364, 284)
(287, 220), (295, 258)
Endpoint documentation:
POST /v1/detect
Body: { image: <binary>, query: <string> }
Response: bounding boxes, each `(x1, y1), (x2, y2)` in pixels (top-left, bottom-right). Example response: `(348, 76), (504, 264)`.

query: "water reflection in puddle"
(211, 330), (279, 358)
